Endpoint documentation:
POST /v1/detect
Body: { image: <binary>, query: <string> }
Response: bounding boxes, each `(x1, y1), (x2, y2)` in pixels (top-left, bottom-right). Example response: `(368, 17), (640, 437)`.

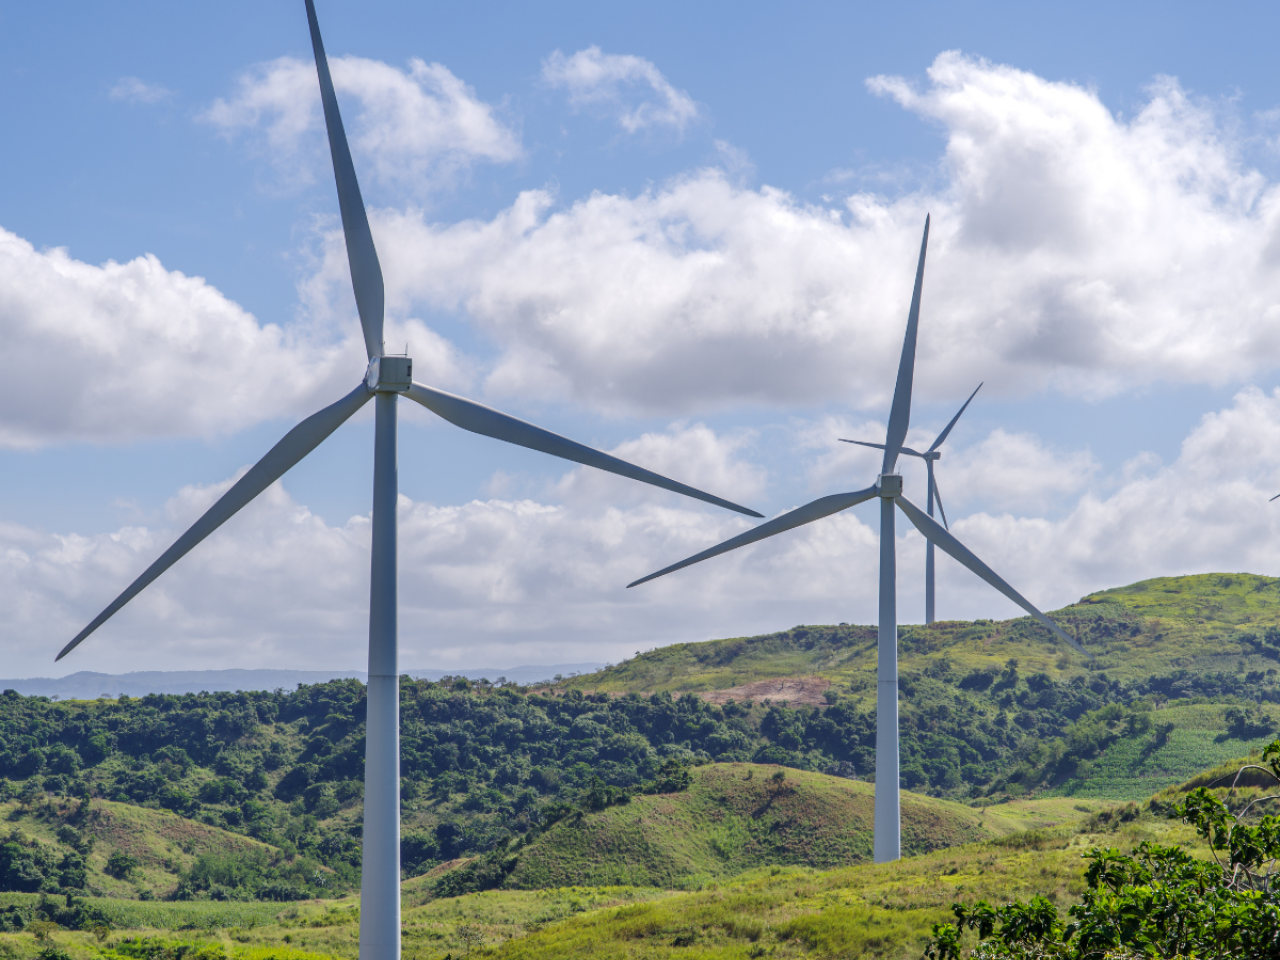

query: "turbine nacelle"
(877, 475), (904, 498)
(366, 356), (413, 393)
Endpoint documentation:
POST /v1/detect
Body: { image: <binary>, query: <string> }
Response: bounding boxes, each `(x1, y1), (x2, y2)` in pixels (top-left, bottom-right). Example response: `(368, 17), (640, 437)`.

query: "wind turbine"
(839, 382), (982, 623)
(629, 215), (1090, 863)
(54, 3), (760, 958)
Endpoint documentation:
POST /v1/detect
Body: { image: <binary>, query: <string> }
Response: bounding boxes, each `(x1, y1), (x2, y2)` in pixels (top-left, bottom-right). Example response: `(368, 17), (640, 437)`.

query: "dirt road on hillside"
(697, 676), (831, 706)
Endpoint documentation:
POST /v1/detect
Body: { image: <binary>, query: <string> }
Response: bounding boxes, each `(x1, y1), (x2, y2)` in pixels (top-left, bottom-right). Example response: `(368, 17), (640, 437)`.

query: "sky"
(4, 0), (1280, 676)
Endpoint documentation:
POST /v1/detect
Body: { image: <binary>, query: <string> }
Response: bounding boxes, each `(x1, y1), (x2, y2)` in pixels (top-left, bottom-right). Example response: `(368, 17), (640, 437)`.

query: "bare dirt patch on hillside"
(697, 676), (831, 706)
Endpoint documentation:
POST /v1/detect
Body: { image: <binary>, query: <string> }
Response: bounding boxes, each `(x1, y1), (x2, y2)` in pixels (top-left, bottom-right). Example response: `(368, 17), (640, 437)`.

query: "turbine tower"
(839, 382), (982, 623)
(55, 4), (761, 959)
(629, 215), (1090, 863)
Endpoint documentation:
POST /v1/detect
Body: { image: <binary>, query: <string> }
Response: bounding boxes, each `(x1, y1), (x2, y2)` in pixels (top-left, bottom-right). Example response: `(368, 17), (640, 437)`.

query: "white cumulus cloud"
(0, 227), (466, 446)
(204, 55), (521, 191)
(543, 46), (699, 133)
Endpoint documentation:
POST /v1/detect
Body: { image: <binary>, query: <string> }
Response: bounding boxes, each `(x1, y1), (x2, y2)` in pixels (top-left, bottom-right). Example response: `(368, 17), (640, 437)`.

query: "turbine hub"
(878, 474), (903, 498)
(366, 356), (412, 393)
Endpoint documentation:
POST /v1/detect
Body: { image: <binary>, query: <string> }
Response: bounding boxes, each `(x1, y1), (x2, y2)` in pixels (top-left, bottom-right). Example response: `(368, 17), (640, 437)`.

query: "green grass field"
(1042, 701), (1279, 800)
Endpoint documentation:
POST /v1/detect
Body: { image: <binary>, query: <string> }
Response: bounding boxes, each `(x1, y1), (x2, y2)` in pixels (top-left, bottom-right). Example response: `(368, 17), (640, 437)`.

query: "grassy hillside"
(537, 572), (1280, 802)
(462, 764), (1079, 892)
(559, 572), (1280, 698)
(0, 810), (1203, 960)
(1034, 700), (1279, 800)
(0, 795), (286, 899)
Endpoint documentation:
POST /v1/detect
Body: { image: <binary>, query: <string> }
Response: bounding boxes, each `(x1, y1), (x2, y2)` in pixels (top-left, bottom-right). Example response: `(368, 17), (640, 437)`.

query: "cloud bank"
(292, 51), (1280, 416)
(9, 388), (1280, 676)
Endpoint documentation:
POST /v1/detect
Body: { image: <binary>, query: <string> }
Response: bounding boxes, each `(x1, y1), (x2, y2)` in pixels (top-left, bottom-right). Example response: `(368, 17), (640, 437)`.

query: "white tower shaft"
(926, 460), (936, 624)
(361, 393), (401, 960)
(875, 492), (901, 863)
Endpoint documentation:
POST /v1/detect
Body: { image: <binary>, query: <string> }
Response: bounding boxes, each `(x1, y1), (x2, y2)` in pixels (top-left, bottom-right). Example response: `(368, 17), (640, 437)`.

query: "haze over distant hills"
(0, 663), (605, 699)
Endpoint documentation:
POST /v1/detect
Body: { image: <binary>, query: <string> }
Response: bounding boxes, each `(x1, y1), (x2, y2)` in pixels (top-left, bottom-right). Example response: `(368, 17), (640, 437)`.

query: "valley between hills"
(1, 571), (1278, 957)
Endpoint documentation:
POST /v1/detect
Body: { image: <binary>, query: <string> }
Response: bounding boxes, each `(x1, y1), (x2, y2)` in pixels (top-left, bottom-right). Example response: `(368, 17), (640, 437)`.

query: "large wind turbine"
(839, 382), (982, 623)
(55, 4), (760, 959)
(629, 215), (1090, 863)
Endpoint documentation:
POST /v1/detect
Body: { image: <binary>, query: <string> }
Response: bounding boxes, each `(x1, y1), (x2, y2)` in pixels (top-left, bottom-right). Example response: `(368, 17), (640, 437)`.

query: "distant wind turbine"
(629, 215), (1090, 863)
(55, 4), (760, 959)
(839, 382), (982, 623)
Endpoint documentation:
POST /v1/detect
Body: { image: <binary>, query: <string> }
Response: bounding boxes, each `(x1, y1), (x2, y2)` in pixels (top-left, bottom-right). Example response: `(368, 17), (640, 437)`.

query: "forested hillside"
(0, 573), (1276, 904)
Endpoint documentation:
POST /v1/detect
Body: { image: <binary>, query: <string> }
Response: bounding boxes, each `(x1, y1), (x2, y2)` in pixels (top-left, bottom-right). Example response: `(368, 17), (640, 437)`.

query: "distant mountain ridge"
(0, 663), (604, 699)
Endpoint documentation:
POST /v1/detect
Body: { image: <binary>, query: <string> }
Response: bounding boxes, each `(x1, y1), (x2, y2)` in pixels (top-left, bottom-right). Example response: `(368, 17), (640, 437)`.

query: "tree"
(925, 740), (1280, 959)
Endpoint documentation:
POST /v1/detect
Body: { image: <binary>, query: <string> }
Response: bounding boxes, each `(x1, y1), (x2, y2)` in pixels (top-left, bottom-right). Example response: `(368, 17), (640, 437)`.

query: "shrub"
(106, 851), (140, 880)
(925, 740), (1280, 959)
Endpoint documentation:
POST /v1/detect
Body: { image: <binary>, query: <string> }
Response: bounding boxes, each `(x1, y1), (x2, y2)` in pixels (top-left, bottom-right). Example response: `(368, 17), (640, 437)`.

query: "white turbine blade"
(628, 486), (878, 588)
(406, 382), (762, 518)
(57, 381), (373, 661)
(931, 472), (949, 529)
(305, 0), (384, 360)
(895, 494), (1090, 657)
(839, 439), (925, 458)
(882, 215), (930, 475)
(927, 382), (982, 453)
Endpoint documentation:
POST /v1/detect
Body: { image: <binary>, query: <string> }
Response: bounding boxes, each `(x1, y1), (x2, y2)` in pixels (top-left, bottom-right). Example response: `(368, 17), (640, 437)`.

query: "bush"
(925, 740), (1280, 959)
(106, 851), (140, 880)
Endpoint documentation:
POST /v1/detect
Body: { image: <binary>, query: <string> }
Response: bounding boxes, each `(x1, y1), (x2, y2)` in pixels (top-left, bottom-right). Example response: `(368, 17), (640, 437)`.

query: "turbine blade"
(57, 381), (372, 661)
(928, 382), (983, 453)
(1272, 493), (1280, 502)
(405, 382), (762, 518)
(628, 486), (878, 588)
(931, 472), (949, 529)
(838, 439), (925, 458)
(305, 0), (384, 360)
(882, 215), (930, 475)
(895, 494), (1090, 657)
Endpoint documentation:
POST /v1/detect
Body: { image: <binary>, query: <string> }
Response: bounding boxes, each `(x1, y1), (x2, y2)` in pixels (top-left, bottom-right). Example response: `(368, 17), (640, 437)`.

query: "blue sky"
(4, 0), (1280, 676)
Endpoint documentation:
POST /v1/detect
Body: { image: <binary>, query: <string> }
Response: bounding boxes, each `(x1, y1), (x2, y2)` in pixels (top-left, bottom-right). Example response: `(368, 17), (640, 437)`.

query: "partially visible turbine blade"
(57, 381), (373, 661)
(406, 382), (762, 518)
(305, 0), (384, 360)
(628, 486), (878, 588)
(928, 382), (983, 453)
(895, 494), (1090, 657)
(838, 439), (925, 458)
(1272, 493), (1280, 502)
(882, 215), (930, 475)
(931, 473), (949, 529)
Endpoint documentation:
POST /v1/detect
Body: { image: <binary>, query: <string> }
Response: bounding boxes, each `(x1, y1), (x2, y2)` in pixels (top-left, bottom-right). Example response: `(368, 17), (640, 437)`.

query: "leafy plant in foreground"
(925, 741), (1280, 958)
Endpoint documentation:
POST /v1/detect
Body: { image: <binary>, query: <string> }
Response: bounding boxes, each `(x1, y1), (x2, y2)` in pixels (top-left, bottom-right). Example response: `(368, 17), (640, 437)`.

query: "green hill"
(0, 794), (315, 900)
(559, 572), (1280, 696)
(425, 763), (1082, 894)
